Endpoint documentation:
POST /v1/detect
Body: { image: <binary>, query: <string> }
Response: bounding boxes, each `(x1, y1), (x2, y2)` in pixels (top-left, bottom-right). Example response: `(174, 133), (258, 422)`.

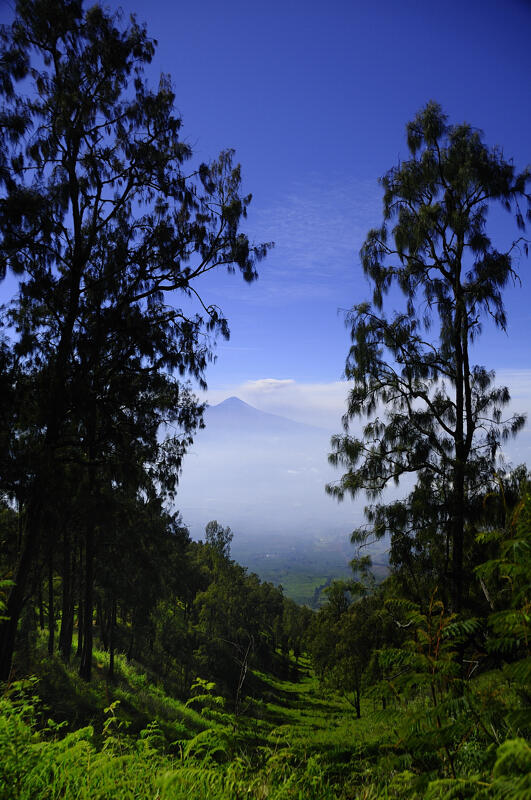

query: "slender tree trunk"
(47, 548), (55, 656)
(452, 462), (465, 614)
(98, 598), (108, 651)
(59, 532), (74, 663)
(127, 623), (135, 662)
(76, 604), (83, 657)
(38, 582), (45, 631)
(452, 292), (466, 615)
(109, 598), (116, 681)
(76, 541), (84, 658)
(79, 401), (98, 682)
(79, 519), (94, 681)
(59, 600), (74, 663)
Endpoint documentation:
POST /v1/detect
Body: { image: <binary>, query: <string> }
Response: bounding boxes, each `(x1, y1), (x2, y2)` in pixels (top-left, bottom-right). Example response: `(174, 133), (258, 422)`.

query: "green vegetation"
(233, 534), (389, 606)
(328, 101), (530, 613)
(1, 592), (530, 800)
(0, 478), (529, 797)
(0, 1), (530, 797)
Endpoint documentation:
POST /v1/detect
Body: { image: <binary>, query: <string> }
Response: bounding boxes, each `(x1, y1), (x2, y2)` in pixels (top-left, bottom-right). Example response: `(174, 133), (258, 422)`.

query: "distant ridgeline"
(177, 396), (390, 591)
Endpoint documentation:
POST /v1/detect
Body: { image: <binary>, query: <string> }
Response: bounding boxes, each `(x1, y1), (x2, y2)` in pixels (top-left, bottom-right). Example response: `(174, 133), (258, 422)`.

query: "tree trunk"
(127, 624), (135, 662)
(47, 548), (54, 656)
(451, 292), (466, 615)
(59, 533), (74, 663)
(76, 541), (84, 658)
(79, 520), (94, 681)
(109, 598), (116, 681)
(79, 400), (98, 683)
(98, 598), (108, 651)
(451, 463), (465, 614)
(38, 582), (45, 631)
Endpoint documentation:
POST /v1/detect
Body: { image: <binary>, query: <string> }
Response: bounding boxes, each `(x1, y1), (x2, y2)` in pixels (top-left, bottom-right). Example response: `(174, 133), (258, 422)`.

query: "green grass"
(22, 640), (216, 747)
(1, 644), (529, 799)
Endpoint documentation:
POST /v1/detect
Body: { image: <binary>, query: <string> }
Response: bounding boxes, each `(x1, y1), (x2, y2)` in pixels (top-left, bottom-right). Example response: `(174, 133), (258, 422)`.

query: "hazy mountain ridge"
(203, 396), (329, 435)
(176, 396), (389, 598)
(177, 395), (360, 536)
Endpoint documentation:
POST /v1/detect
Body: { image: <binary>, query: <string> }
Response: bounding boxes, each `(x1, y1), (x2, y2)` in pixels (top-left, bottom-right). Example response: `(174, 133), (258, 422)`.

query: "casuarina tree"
(328, 102), (530, 613)
(0, 0), (269, 680)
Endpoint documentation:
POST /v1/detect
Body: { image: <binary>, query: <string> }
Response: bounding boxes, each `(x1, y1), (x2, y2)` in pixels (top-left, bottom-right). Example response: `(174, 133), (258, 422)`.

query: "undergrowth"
(1, 638), (530, 798)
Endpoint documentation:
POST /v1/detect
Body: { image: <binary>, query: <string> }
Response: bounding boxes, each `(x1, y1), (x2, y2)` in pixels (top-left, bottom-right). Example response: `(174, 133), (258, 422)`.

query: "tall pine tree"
(0, 0), (269, 680)
(328, 102), (530, 612)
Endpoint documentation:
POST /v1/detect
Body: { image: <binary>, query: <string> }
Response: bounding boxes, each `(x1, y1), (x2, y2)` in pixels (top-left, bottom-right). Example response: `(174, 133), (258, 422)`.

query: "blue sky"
(108, 0), (531, 445)
(107, 0), (531, 387)
(1, 0), (530, 446)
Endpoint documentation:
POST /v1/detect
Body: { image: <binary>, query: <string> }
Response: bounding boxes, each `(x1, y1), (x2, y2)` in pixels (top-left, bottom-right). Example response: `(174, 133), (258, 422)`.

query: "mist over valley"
(176, 396), (390, 601)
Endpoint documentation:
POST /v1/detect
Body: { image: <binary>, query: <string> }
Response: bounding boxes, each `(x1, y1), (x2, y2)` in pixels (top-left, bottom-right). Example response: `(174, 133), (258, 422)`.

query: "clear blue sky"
(1, 0), (530, 431)
(110, 0), (531, 391)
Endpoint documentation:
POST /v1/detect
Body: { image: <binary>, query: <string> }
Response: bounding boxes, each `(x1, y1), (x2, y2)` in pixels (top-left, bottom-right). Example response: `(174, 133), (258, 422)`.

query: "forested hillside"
(0, 485), (530, 798)
(1, 1), (530, 798)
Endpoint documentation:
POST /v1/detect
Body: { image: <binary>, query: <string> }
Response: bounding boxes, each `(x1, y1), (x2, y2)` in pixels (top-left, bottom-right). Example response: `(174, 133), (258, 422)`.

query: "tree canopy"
(328, 102), (530, 612)
(0, 0), (270, 681)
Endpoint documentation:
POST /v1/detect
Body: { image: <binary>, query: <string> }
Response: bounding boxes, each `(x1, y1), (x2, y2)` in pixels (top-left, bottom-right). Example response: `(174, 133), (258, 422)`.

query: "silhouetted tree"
(329, 102), (530, 612)
(0, 0), (268, 680)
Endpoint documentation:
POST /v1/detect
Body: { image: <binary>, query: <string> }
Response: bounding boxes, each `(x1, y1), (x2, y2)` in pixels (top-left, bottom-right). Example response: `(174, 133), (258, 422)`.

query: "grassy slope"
(1, 646), (529, 799)
(0, 643), (398, 799)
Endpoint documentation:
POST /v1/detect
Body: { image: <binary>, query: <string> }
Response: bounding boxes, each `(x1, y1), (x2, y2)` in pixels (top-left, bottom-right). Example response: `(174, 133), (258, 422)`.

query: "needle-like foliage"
(328, 102), (530, 612)
(0, 0), (270, 681)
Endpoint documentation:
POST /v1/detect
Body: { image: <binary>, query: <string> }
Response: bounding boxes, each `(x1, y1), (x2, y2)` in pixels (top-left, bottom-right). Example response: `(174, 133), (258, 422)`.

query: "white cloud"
(496, 369), (531, 405)
(245, 378), (296, 393)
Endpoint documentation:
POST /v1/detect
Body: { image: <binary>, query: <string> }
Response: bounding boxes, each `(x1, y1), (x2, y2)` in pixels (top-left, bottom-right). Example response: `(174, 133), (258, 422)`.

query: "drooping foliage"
(0, 0), (270, 680)
(328, 102), (530, 611)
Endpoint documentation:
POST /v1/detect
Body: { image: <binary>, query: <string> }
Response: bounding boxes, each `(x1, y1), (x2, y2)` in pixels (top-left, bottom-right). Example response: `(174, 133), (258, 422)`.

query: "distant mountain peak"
(214, 396), (250, 408)
(205, 395), (328, 433)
